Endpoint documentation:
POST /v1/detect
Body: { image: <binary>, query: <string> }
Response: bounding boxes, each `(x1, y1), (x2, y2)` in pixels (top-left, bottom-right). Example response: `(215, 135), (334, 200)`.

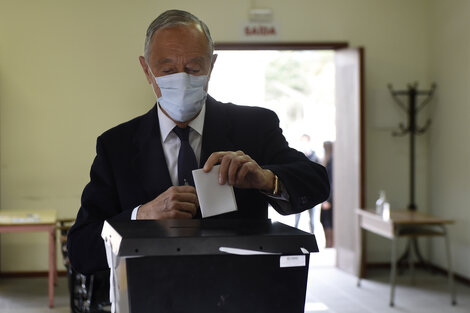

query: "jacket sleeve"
(67, 136), (133, 275)
(257, 110), (330, 215)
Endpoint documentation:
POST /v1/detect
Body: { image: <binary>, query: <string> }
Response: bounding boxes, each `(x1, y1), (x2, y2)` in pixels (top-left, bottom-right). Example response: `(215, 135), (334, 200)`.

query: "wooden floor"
(1, 251), (470, 313)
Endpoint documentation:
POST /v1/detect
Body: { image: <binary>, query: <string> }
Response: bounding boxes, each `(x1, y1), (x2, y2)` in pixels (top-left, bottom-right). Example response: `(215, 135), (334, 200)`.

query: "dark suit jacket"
(67, 96), (330, 274)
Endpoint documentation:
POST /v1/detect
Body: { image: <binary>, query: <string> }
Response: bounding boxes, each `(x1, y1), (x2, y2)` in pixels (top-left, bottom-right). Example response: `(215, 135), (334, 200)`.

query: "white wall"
(2, 0), (465, 278)
(429, 0), (470, 278)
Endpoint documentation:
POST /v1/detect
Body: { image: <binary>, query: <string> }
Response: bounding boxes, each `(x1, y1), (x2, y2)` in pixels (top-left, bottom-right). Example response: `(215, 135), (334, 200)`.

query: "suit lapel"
(132, 105), (173, 199)
(131, 97), (233, 199)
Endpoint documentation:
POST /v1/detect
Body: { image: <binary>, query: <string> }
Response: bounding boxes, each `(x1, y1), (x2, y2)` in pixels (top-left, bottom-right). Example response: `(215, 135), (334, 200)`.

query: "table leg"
(48, 227), (55, 308)
(356, 219), (363, 287)
(409, 239), (415, 285)
(53, 230), (57, 285)
(442, 225), (457, 305)
(390, 234), (398, 307)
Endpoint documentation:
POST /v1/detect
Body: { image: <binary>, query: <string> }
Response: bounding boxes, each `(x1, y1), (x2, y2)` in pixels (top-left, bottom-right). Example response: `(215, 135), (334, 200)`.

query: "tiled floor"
(1, 254), (469, 313)
(306, 254), (470, 313)
(0, 275), (70, 313)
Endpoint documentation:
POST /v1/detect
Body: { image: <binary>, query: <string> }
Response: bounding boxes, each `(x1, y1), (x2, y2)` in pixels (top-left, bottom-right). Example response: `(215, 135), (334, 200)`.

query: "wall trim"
(215, 42), (349, 50)
(0, 270), (67, 278)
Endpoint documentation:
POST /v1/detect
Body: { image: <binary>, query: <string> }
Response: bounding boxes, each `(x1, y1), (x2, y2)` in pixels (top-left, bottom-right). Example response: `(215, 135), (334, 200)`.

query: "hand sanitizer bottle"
(376, 190), (386, 215)
(382, 201), (390, 221)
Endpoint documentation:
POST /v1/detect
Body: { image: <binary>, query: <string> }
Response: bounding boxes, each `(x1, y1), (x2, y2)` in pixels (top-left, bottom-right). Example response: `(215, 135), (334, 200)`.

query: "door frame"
(215, 42), (349, 50)
(213, 42), (366, 260)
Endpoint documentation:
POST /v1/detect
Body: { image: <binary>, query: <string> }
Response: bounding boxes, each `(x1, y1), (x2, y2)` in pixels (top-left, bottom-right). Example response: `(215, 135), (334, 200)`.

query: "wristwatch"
(273, 174), (280, 195)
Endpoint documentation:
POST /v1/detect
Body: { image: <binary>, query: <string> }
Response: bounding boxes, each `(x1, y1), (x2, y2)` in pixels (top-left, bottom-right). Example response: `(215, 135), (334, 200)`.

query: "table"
(0, 209), (58, 308)
(355, 209), (456, 306)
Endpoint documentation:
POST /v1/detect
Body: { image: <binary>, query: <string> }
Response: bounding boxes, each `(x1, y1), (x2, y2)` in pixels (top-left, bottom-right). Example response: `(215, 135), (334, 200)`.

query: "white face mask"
(153, 72), (208, 122)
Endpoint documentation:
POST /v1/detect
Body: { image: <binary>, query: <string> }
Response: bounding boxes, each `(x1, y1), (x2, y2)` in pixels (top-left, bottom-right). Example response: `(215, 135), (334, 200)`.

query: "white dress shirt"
(157, 102), (205, 186)
(131, 103), (206, 219)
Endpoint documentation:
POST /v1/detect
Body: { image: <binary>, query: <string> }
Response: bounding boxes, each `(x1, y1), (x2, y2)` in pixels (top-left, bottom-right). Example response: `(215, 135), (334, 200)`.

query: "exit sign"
(242, 22), (280, 40)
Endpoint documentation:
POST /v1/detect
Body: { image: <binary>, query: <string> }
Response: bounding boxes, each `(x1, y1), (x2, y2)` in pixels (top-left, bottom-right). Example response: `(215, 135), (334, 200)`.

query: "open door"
(334, 48), (365, 275)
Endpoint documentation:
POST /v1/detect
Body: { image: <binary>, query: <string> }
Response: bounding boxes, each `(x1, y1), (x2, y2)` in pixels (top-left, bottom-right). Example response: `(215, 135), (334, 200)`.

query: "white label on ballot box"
(280, 255), (306, 268)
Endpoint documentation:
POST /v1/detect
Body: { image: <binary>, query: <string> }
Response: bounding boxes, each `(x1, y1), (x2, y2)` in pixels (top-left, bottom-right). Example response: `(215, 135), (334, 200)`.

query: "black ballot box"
(101, 219), (318, 313)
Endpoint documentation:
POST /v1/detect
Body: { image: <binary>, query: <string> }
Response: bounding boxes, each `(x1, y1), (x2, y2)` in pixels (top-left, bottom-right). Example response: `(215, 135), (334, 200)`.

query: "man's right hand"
(136, 186), (199, 219)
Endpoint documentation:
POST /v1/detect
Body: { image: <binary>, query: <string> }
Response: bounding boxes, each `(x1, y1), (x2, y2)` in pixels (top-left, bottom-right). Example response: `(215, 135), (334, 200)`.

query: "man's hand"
(137, 186), (199, 220)
(203, 151), (274, 192)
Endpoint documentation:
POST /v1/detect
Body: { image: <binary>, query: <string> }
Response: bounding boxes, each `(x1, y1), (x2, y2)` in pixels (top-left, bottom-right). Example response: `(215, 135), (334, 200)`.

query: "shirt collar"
(157, 102), (206, 142)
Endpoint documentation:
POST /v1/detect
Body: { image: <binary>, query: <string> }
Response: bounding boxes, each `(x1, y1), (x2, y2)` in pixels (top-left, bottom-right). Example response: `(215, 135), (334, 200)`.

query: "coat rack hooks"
(388, 82), (435, 137)
(388, 82), (436, 211)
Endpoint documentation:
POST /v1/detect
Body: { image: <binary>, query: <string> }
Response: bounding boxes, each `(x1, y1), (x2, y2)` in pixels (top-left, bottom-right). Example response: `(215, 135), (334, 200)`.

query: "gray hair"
(144, 10), (214, 62)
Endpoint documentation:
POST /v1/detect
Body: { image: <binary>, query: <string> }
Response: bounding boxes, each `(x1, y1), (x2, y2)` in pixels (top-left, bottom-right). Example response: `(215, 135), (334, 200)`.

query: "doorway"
(210, 44), (365, 274)
(210, 49), (335, 251)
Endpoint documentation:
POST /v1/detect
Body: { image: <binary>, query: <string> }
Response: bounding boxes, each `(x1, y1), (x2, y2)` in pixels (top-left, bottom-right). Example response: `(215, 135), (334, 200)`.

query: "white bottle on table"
(376, 190), (386, 215)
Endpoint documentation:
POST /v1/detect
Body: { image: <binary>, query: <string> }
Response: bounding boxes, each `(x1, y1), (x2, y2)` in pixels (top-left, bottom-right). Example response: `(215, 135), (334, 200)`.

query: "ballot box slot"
(118, 234), (317, 257)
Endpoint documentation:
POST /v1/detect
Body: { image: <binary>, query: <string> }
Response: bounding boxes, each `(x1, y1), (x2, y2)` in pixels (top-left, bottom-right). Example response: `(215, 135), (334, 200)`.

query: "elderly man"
(67, 9), (329, 275)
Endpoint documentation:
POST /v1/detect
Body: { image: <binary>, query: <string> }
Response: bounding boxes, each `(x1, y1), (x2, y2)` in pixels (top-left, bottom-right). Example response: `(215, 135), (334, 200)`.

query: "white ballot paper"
(192, 165), (238, 218)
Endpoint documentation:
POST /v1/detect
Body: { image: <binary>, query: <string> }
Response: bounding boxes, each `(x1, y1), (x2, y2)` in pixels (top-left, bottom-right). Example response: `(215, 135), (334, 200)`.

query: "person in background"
(294, 134), (319, 234)
(321, 141), (334, 248)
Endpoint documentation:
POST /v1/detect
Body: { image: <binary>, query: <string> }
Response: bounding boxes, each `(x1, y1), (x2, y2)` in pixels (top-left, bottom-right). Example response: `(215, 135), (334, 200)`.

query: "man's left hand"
(203, 151), (274, 192)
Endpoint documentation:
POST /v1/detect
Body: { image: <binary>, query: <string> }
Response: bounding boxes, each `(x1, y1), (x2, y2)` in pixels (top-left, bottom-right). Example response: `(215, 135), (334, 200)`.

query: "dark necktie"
(173, 126), (198, 186)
